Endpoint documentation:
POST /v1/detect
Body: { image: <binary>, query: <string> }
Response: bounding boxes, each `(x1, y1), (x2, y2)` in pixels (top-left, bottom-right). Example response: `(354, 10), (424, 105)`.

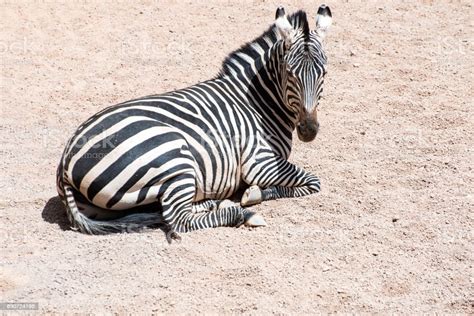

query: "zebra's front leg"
(241, 158), (321, 207)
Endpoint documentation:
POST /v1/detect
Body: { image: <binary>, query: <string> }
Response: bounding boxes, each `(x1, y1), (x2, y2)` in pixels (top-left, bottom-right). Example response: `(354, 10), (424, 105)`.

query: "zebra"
(56, 5), (333, 241)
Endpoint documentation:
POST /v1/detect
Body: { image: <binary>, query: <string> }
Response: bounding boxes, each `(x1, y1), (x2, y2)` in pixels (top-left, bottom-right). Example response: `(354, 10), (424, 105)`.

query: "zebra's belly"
(194, 180), (238, 201)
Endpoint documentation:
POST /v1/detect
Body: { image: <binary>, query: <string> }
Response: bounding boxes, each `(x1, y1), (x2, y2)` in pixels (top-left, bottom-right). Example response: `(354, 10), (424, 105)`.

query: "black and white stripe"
(56, 6), (332, 237)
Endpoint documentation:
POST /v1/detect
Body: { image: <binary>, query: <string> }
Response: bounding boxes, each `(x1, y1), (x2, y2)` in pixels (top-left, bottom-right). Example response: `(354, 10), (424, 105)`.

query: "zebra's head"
(275, 5), (332, 142)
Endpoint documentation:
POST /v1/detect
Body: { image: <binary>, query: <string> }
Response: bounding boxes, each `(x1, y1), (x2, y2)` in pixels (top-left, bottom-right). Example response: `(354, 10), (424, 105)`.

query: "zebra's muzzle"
(297, 119), (319, 142)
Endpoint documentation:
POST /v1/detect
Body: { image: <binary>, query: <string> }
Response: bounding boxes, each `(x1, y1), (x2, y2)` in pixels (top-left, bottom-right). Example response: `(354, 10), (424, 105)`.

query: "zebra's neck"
(217, 26), (298, 155)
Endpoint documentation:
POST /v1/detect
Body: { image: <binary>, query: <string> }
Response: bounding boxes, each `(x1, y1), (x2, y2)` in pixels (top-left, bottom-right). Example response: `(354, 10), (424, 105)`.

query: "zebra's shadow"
(41, 196), (71, 231)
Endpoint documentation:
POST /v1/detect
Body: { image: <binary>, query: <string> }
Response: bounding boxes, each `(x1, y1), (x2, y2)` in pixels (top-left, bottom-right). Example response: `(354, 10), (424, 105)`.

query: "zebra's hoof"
(218, 199), (237, 209)
(241, 185), (262, 207)
(244, 212), (267, 227)
(166, 230), (182, 244)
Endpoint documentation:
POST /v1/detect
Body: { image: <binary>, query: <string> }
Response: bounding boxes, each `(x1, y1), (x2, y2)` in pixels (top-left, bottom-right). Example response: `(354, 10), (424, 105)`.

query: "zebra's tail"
(63, 185), (164, 235)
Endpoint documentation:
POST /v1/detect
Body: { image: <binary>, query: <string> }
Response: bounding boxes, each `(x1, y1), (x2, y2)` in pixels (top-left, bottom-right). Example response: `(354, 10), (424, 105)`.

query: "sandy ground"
(1, 0), (473, 314)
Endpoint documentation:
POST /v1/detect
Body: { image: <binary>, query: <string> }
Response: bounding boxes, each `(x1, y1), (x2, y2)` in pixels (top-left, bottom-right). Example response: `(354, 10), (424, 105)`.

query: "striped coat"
(56, 5), (332, 239)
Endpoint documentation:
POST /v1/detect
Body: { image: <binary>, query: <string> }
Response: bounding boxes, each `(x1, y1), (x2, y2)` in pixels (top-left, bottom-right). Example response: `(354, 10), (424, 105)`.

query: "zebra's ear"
(316, 4), (332, 40)
(275, 6), (295, 50)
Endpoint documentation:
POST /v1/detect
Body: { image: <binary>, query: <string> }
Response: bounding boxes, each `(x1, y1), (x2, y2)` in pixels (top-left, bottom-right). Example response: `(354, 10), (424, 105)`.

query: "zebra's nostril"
(296, 119), (318, 142)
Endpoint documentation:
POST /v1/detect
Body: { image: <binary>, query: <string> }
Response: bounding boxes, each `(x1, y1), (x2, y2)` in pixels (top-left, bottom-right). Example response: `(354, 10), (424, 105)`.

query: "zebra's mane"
(218, 10), (311, 77)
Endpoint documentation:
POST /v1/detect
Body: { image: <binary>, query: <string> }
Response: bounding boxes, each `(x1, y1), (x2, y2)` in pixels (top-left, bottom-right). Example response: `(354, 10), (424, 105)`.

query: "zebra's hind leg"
(161, 176), (246, 234)
(192, 200), (219, 213)
(215, 199), (266, 227)
(193, 199), (245, 212)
